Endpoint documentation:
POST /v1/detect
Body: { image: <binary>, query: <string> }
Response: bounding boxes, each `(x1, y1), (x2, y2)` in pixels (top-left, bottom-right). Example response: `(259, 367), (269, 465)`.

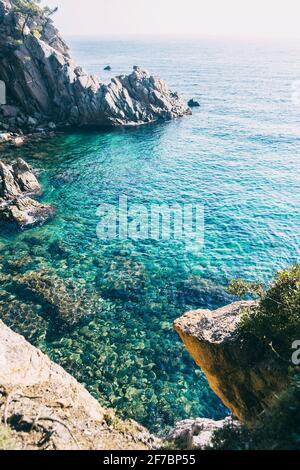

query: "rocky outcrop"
(0, 319), (159, 450)
(166, 417), (236, 449)
(0, 158), (55, 228)
(188, 99), (200, 108)
(174, 301), (289, 423)
(0, 0), (190, 133)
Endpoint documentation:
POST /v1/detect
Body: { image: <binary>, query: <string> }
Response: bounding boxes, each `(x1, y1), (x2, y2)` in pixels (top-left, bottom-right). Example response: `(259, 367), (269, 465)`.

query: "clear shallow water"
(1, 37), (300, 432)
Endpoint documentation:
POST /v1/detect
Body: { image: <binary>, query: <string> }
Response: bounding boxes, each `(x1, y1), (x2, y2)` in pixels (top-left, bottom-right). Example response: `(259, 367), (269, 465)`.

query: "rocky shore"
(0, 158), (55, 229)
(0, 0), (190, 134)
(0, 319), (159, 450)
(0, 290), (293, 450)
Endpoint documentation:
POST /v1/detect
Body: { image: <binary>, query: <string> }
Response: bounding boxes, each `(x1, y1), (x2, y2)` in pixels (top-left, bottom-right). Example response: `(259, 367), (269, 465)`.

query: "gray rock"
(12, 158), (41, 194)
(0, 132), (10, 142)
(0, 1), (190, 131)
(27, 116), (38, 127)
(0, 160), (21, 198)
(166, 417), (235, 449)
(0, 158), (55, 229)
(1, 104), (20, 117)
(0, 196), (56, 229)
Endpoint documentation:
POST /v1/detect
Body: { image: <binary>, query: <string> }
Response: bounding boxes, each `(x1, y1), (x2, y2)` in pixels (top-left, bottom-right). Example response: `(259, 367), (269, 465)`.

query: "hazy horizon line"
(64, 33), (300, 43)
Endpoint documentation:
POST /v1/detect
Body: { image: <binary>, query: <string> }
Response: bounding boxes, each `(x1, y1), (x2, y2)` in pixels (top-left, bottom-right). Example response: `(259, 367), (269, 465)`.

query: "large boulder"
(174, 301), (289, 423)
(13, 269), (100, 325)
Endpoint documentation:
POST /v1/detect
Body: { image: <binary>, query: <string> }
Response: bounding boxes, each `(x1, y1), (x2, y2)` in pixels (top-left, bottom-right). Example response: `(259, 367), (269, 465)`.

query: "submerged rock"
(14, 269), (101, 325)
(0, 1), (190, 131)
(174, 301), (289, 423)
(0, 158), (55, 229)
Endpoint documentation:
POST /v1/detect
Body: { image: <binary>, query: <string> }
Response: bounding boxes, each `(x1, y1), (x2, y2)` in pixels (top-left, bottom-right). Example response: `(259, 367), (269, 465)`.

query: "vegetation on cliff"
(229, 264), (300, 362)
(211, 265), (300, 449)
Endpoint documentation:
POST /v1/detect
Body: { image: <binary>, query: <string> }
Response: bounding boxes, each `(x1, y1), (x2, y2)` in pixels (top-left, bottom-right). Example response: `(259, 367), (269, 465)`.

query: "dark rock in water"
(95, 255), (149, 302)
(188, 99), (200, 108)
(0, 0), (190, 131)
(104, 65), (112, 71)
(0, 159), (55, 229)
(48, 239), (71, 259)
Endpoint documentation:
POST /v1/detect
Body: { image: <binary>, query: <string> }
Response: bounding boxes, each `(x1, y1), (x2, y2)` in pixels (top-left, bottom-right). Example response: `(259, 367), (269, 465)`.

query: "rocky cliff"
(0, 0), (190, 132)
(174, 301), (289, 423)
(0, 319), (159, 450)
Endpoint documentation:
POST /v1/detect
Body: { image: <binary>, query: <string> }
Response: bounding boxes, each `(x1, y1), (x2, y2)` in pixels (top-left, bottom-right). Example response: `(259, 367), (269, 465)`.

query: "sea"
(1, 36), (300, 432)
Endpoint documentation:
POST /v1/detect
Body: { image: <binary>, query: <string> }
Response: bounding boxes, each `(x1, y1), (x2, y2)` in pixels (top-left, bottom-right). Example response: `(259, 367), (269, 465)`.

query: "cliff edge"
(174, 301), (289, 423)
(0, 319), (159, 450)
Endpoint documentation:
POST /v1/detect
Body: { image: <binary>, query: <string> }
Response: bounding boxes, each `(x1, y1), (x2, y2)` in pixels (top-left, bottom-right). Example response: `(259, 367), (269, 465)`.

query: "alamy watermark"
(292, 340), (300, 365)
(96, 195), (204, 245)
(0, 79), (6, 105)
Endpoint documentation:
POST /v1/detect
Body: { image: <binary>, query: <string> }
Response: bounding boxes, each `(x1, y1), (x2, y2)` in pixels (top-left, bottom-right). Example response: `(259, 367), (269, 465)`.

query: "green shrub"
(229, 264), (300, 361)
(12, 0), (42, 17)
(211, 265), (300, 449)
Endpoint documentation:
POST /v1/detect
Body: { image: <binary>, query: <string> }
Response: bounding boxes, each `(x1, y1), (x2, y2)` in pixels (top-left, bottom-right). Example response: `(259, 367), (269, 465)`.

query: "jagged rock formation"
(174, 301), (289, 423)
(0, 319), (159, 450)
(0, 0), (190, 132)
(0, 158), (55, 228)
(166, 417), (236, 450)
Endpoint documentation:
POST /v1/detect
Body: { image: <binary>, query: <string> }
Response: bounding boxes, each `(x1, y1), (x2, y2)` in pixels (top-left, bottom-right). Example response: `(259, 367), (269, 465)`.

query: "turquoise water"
(1, 38), (300, 432)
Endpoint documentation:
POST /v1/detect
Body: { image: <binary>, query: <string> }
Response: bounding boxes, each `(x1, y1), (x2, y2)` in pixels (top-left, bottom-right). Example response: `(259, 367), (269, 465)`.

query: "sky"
(41, 0), (300, 39)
